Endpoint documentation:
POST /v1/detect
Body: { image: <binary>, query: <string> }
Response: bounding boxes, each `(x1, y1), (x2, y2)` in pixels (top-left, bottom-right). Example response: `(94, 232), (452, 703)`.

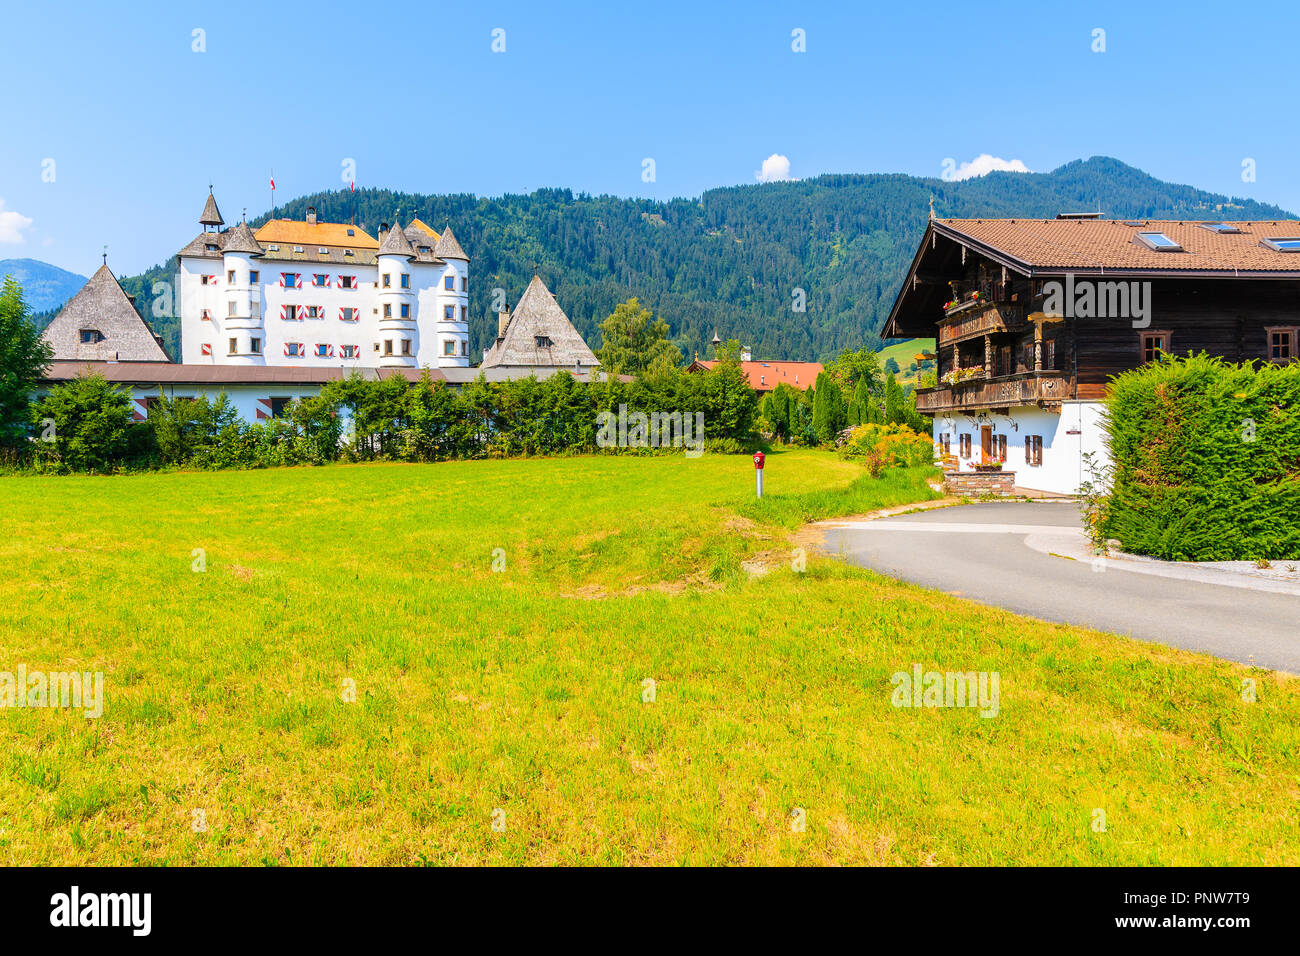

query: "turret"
(220, 218), (265, 364)
(376, 219), (418, 367)
(433, 223), (470, 368)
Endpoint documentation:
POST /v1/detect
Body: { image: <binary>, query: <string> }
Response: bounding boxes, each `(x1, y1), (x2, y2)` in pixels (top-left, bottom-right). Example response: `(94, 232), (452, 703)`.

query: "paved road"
(820, 501), (1300, 674)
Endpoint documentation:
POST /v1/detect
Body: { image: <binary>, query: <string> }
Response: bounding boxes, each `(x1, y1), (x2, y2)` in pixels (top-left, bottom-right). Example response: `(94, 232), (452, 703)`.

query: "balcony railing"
(938, 302), (1026, 347)
(916, 371), (1069, 413)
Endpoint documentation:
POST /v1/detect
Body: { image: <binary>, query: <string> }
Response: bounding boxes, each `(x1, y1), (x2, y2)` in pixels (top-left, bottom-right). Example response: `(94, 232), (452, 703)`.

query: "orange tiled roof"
(254, 219), (378, 249)
(935, 218), (1300, 274)
(694, 360), (823, 391)
(407, 218), (441, 240)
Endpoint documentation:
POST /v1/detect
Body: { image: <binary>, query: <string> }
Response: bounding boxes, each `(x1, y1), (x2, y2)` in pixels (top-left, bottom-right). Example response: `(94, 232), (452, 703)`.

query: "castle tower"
(432, 224), (470, 368)
(375, 220), (418, 367)
(219, 218), (265, 365)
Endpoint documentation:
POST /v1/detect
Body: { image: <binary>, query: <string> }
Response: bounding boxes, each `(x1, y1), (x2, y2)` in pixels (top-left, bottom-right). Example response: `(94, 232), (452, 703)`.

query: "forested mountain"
(37, 157), (1296, 362)
(2, 259), (87, 315)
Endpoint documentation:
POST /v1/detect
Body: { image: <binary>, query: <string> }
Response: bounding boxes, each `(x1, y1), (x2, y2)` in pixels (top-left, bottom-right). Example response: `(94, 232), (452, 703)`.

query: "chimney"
(306, 206), (318, 226)
(380, 222), (389, 233)
(497, 305), (511, 338)
(741, 345), (752, 361)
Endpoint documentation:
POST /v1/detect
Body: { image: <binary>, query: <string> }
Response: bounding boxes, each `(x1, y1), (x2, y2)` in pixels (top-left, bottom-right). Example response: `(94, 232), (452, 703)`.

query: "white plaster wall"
(931, 401), (1109, 495)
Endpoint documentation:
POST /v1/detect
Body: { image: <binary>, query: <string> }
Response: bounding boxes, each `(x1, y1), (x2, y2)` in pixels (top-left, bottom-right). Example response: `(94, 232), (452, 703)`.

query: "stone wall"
(943, 469), (1016, 497)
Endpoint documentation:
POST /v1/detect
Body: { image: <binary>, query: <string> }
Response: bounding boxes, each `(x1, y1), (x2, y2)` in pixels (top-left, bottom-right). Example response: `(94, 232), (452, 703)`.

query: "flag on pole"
(270, 175), (276, 190)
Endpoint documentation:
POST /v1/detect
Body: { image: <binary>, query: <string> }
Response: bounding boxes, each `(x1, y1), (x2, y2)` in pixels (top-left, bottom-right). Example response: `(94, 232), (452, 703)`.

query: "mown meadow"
(1, 449), (1296, 865)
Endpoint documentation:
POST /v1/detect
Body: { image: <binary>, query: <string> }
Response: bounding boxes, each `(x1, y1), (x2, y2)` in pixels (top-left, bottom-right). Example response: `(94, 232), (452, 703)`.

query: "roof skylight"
(1261, 237), (1300, 252)
(1200, 222), (1242, 234)
(1136, 231), (1183, 251)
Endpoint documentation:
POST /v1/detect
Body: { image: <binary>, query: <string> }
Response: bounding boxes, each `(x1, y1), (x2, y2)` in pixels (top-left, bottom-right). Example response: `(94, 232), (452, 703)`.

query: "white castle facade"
(176, 192), (471, 369)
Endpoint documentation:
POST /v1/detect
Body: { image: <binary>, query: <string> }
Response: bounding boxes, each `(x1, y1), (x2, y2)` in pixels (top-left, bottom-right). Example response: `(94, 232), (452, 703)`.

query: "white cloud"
(949, 154), (1032, 182)
(755, 154), (794, 183)
(0, 198), (34, 244)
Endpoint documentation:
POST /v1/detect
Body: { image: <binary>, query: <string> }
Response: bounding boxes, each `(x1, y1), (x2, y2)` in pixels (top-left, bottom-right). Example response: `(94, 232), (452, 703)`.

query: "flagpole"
(270, 169), (276, 219)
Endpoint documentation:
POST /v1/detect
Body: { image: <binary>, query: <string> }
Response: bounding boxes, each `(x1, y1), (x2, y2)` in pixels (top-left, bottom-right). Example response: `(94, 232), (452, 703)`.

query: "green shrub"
(838, 422), (934, 477)
(1098, 353), (1300, 560)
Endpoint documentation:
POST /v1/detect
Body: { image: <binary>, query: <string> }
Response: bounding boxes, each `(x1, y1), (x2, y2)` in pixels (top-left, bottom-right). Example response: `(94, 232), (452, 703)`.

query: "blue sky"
(3, 0), (1298, 276)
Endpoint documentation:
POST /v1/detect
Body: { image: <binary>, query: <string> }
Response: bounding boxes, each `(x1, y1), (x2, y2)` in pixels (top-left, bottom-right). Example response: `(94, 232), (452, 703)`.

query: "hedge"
(1098, 353), (1300, 560)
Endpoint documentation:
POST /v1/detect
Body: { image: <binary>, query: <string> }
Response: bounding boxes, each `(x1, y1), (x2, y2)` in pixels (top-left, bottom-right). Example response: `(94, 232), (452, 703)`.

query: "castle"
(176, 191), (471, 369)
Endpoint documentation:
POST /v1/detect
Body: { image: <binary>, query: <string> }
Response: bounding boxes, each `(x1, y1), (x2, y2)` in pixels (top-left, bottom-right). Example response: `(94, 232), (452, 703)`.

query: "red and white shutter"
(200, 343), (212, 356)
(132, 398), (149, 422)
(256, 398), (272, 421)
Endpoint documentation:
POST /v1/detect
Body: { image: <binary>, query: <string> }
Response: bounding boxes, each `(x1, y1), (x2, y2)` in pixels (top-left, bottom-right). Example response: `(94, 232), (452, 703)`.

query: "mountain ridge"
(28, 157), (1295, 362)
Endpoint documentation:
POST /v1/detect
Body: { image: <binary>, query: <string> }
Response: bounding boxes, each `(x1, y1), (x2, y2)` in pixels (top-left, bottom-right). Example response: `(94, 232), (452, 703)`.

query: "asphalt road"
(820, 501), (1300, 674)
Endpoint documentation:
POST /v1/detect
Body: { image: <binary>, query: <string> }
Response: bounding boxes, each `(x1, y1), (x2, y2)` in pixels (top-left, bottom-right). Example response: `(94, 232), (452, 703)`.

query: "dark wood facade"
(887, 222), (1300, 414)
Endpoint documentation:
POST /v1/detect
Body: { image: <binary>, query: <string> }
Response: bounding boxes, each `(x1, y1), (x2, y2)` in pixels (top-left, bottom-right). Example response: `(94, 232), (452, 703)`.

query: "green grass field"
(878, 338), (935, 387)
(1, 450), (1296, 865)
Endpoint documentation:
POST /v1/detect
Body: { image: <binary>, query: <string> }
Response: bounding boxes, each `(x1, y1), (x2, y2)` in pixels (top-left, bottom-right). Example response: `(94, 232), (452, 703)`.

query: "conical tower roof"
(433, 224), (468, 261)
(200, 191), (224, 227)
(222, 219), (263, 255)
(377, 220), (416, 258)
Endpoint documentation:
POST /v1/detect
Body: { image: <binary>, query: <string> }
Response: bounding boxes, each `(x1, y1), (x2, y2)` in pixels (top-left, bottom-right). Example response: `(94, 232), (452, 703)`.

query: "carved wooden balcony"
(915, 371), (1069, 413)
(937, 302), (1027, 347)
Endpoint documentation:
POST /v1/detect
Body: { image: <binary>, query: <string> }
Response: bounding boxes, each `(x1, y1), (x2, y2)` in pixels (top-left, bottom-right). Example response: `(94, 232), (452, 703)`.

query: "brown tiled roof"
(40, 361), (445, 385)
(934, 218), (1300, 276)
(40, 266), (171, 362)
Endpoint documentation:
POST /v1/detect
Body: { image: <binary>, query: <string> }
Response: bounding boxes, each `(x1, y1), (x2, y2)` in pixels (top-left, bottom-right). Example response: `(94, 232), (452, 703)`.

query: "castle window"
(341, 345), (357, 359)
(460, 306), (467, 321)
(227, 270), (236, 283)
(400, 274), (410, 289)
(313, 273), (329, 287)
(344, 249), (354, 257)
(201, 274), (211, 285)
(461, 340), (467, 355)
(79, 329), (104, 344)
(282, 273), (300, 289)
(400, 340), (411, 356)
(443, 340), (456, 356)
(382, 274), (391, 288)
(250, 270), (259, 283)
(444, 305), (454, 319)
(283, 304), (299, 321)
(383, 304), (392, 318)
(460, 276), (467, 291)
(251, 337), (261, 354)
(400, 304), (410, 319)
(228, 301), (237, 316)
(205, 244), (217, 253)
(228, 338), (238, 355)
(286, 342), (304, 357)
(341, 307), (357, 322)
(307, 306), (322, 319)
(535, 335), (553, 348)
(314, 343), (330, 357)
(346, 229), (355, 237)
(318, 247), (328, 255)
(1266, 326), (1297, 361)
(339, 275), (356, 289)
(444, 275), (454, 290)
(293, 246), (304, 254)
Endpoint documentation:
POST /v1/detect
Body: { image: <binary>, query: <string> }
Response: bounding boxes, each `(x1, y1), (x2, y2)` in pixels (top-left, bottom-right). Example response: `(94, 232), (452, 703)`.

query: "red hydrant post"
(753, 451), (765, 498)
